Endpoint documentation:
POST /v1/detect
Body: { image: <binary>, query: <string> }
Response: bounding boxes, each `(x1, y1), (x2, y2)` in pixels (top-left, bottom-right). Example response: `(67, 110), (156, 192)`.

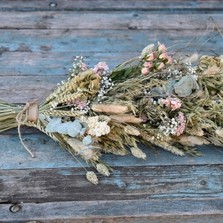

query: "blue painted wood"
(0, 199), (223, 222)
(0, 133), (222, 170)
(0, 165), (222, 202)
(0, 75), (65, 103)
(0, 30), (222, 54)
(0, 0), (222, 11)
(0, 12), (222, 30)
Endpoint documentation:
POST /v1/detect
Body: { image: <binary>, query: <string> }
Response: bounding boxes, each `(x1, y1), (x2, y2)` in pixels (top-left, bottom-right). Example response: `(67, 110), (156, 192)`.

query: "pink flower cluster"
(74, 99), (88, 110)
(93, 62), (109, 74)
(141, 42), (173, 75)
(176, 112), (186, 136)
(162, 97), (182, 111)
(79, 62), (88, 71)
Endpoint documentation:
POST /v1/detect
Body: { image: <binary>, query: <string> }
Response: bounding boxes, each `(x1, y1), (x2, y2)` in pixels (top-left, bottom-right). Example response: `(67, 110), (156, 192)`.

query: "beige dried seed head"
(130, 147), (146, 160)
(86, 171), (99, 185)
(124, 125), (140, 136)
(96, 164), (110, 176)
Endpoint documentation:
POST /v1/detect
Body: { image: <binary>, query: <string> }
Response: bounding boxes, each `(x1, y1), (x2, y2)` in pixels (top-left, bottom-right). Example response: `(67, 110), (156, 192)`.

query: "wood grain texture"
(0, 44), (222, 77)
(0, 12), (222, 30)
(0, 75), (64, 103)
(0, 165), (222, 203)
(0, 199), (223, 222)
(0, 29), (221, 54)
(0, 0), (222, 11)
(1, 133), (223, 170)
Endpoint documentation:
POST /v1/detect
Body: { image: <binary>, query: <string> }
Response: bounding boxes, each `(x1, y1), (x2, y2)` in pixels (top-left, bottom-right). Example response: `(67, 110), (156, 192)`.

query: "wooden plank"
(0, 165), (222, 203)
(0, 75), (65, 103)
(0, 199), (223, 222)
(0, 0), (222, 11)
(0, 12), (222, 30)
(0, 52), (141, 77)
(1, 34), (222, 78)
(0, 29), (222, 54)
(1, 133), (223, 170)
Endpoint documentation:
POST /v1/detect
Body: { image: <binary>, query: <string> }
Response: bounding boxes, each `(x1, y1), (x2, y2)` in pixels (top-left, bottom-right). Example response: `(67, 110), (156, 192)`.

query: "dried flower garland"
(1, 43), (223, 184)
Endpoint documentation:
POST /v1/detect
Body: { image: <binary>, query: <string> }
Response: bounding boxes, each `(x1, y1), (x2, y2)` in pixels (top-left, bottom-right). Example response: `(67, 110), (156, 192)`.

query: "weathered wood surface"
(1, 164), (223, 203)
(0, 12), (222, 30)
(1, 28), (222, 103)
(1, 199), (222, 223)
(0, 0), (223, 222)
(1, 133), (223, 169)
(0, 0), (223, 11)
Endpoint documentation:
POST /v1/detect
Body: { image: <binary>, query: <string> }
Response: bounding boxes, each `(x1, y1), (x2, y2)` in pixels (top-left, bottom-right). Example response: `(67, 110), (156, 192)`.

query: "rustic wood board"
(0, 0), (223, 11)
(0, 199), (223, 223)
(1, 133), (223, 170)
(0, 0), (222, 222)
(0, 12), (222, 30)
(1, 165), (223, 203)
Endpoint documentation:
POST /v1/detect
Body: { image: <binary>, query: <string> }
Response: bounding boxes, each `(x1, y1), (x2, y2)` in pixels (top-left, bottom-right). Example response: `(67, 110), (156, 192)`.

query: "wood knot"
(10, 204), (21, 213)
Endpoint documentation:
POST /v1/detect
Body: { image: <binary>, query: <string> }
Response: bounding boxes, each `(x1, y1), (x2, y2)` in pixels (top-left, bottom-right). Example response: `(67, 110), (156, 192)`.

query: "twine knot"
(16, 99), (39, 158)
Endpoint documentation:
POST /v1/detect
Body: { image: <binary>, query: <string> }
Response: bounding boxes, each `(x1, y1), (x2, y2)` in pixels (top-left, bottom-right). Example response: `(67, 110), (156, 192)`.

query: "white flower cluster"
(80, 116), (111, 137)
(71, 100), (91, 112)
(149, 97), (164, 106)
(70, 56), (88, 77)
(167, 67), (183, 79)
(159, 117), (178, 136)
(97, 76), (113, 102)
(92, 62), (114, 102)
(185, 62), (196, 75)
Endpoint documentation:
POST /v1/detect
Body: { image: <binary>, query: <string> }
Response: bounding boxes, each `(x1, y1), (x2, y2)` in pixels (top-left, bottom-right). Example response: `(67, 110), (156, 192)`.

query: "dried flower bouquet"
(1, 43), (223, 184)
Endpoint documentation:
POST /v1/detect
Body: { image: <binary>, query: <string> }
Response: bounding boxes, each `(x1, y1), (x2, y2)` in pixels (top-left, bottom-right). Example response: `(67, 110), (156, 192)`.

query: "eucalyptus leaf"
(165, 79), (176, 96)
(54, 123), (68, 134)
(150, 87), (167, 97)
(50, 117), (62, 124)
(45, 118), (62, 133)
(45, 122), (58, 133)
(66, 120), (82, 137)
(82, 135), (93, 146)
(80, 127), (87, 136)
(174, 76), (199, 97)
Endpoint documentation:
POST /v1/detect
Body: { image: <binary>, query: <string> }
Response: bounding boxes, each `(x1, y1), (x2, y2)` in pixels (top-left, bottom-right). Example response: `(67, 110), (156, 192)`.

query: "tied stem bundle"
(16, 100), (39, 158)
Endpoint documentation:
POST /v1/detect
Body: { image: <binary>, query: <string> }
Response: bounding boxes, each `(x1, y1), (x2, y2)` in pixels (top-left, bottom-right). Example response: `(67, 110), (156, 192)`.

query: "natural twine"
(16, 100), (39, 158)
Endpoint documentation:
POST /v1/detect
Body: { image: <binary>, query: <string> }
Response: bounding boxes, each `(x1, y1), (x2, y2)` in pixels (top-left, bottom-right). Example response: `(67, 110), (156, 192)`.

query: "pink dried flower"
(159, 52), (169, 60)
(162, 97), (182, 111)
(171, 99), (182, 111)
(157, 62), (165, 70)
(146, 52), (155, 61)
(158, 42), (167, 53)
(176, 112), (186, 136)
(93, 62), (109, 74)
(166, 56), (173, 65)
(144, 61), (153, 69)
(141, 67), (149, 75)
(162, 98), (170, 107)
(159, 52), (173, 65)
(80, 62), (88, 71)
(74, 99), (87, 110)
